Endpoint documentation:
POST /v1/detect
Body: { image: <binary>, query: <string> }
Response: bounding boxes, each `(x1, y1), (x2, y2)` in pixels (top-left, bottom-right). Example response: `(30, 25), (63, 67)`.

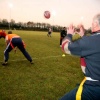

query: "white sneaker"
(60, 45), (62, 47)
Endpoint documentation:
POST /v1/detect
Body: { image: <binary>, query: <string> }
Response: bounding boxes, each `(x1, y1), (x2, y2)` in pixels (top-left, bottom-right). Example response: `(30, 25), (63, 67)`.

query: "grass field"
(0, 30), (84, 100)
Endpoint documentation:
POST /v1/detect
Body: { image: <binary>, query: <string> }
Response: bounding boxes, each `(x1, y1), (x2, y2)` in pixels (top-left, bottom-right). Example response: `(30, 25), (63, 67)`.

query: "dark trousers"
(4, 38), (32, 62)
(60, 83), (100, 100)
(60, 37), (64, 45)
(47, 32), (51, 37)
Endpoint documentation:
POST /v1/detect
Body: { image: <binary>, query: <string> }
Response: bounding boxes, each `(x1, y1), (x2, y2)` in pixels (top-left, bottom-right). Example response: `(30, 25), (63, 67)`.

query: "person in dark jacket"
(60, 27), (67, 47)
(60, 13), (100, 100)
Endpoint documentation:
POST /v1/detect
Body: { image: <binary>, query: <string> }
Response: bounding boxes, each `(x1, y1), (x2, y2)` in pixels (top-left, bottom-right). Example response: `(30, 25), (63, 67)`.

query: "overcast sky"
(0, 0), (100, 29)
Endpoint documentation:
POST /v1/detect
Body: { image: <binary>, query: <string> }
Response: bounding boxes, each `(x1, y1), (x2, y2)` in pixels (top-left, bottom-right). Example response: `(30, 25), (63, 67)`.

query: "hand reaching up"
(78, 24), (85, 37)
(67, 24), (75, 35)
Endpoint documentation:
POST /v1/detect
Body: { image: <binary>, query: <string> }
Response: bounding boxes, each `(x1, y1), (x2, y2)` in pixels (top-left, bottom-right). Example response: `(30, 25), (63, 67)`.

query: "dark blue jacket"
(68, 33), (100, 81)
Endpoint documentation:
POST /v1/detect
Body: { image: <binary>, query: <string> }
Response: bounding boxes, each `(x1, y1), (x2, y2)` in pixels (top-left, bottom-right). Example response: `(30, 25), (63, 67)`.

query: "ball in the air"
(44, 11), (50, 19)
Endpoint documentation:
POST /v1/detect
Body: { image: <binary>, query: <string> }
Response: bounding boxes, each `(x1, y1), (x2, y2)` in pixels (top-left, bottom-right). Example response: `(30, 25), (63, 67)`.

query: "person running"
(2, 31), (33, 65)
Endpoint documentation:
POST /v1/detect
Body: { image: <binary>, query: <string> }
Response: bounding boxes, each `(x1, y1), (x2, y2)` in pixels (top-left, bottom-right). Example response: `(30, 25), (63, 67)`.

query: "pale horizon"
(0, 0), (100, 29)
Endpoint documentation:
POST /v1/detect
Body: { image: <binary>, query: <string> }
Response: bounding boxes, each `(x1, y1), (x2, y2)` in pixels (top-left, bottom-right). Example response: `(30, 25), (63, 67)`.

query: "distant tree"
(2, 19), (8, 25)
(0, 19), (2, 23)
(42, 23), (46, 28)
(27, 21), (34, 27)
(11, 19), (15, 25)
(37, 22), (41, 28)
(23, 22), (27, 27)
(1, 19), (9, 29)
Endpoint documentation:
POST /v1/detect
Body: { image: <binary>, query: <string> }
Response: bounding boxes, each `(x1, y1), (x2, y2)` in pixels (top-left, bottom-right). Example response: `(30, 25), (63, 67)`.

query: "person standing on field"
(47, 27), (52, 37)
(2, 31), (33, 66)
(60, 27), (67, 47)
(60, 13), (100, 100)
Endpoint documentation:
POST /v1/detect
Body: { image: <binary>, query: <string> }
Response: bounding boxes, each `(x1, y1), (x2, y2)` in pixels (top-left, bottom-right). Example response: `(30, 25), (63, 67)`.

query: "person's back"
(2, 31), (33, 65)
(60, 13), (100, 100)
(6, 34), (20, 43)
(80, 33), (100, 81)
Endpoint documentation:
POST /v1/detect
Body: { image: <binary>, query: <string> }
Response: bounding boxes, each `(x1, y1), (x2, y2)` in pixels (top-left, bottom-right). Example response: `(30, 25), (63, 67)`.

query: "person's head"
(8, 31), (12, 34)
(63, 27), (67, 31)
(92, 14), (100, 32)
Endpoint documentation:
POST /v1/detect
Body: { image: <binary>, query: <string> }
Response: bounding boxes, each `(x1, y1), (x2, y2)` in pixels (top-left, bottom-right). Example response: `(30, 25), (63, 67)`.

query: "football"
(44, 11), (50, 19)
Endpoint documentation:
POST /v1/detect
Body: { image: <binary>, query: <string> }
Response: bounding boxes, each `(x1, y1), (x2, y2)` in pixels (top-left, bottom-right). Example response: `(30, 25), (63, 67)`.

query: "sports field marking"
(0, 55), (64, 62)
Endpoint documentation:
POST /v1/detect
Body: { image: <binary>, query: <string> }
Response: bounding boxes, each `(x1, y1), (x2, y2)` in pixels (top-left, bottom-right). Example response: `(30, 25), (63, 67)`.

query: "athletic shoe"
(2, 62), (8, 66)
(30, 61), (34, 64)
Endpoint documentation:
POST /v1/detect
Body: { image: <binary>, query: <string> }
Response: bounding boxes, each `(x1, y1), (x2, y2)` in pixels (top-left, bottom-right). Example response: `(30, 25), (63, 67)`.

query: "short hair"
(63, 27), (66, 30)
(8, 31), (12, 34)
(93, 14), (100, 26)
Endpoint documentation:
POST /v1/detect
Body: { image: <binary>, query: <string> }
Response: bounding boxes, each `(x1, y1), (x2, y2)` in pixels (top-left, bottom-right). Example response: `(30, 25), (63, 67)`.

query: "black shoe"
(2, 62), (8, 66)
(30, 61), (34, 64)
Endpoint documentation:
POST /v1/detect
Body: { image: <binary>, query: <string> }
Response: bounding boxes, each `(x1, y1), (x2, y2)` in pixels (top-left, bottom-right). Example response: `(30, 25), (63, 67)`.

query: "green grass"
(0, 30), (84, 100)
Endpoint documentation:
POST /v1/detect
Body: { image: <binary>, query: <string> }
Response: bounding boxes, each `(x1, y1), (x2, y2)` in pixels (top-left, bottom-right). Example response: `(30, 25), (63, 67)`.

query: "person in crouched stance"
(2, 31), (33, 65)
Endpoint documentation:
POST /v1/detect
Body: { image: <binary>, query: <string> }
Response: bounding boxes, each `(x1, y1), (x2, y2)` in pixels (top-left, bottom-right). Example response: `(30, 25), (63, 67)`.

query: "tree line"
(0, 18), (91, 34)
(0, 18), (63, 32)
